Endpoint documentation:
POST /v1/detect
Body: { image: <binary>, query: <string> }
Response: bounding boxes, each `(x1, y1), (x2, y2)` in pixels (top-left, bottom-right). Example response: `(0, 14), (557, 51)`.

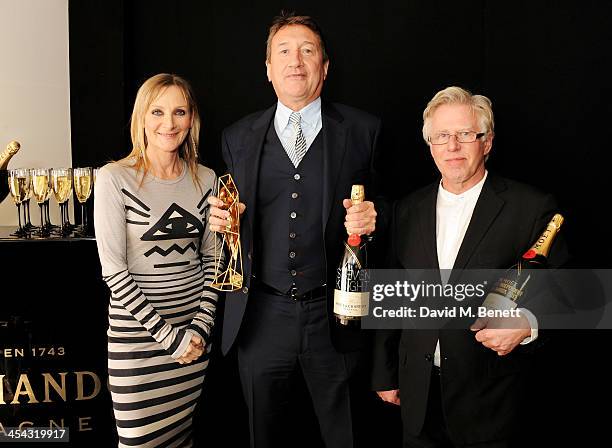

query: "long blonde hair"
(123, 73), (201, 189)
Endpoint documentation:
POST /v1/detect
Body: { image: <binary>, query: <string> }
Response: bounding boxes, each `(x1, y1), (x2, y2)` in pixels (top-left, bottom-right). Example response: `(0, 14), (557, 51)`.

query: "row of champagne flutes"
(6, 167), (99, 237)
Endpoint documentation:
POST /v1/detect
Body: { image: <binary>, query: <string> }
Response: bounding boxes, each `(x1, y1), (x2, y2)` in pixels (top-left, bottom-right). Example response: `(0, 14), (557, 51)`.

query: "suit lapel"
(321, 102), (347, 234)
(241, 105), (276, 235)
(451, 175), (506, 273)
(417, 183), (440, 269)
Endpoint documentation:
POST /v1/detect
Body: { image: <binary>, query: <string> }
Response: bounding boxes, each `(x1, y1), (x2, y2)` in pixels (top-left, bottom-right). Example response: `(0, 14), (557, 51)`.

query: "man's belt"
(255, 281), (327, 301)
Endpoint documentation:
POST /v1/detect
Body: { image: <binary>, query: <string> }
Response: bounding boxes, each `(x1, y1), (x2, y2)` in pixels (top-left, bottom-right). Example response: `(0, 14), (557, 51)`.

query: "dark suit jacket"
(220, 101), (383, 355)
(371, 173), (569, 445)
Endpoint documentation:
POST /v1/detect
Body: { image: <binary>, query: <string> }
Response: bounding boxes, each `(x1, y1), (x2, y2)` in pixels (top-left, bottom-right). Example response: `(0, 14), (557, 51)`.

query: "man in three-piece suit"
(208, 12), (381, 448)
(372, 86), (569, 448)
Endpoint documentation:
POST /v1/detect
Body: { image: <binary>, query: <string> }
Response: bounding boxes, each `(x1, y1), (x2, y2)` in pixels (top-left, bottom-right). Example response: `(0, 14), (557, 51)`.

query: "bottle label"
(490, 276), (527, 302)
(482, 291), (518, 311)
(333, 289), (370, 317)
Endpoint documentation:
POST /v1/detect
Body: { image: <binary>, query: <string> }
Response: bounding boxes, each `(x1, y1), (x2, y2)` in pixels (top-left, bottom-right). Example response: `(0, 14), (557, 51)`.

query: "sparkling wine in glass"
(21, 172), (34, 230)
(43, 170), (55, 229)
(7, 168), (31, 237)
(51, 168), (73, 234)
(73, 167), (92, 235)
(32, 168), (51, 236)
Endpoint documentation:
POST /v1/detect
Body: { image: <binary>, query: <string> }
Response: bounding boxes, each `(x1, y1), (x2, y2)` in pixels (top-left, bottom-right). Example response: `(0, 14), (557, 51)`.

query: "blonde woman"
(94, 73), (220, 447)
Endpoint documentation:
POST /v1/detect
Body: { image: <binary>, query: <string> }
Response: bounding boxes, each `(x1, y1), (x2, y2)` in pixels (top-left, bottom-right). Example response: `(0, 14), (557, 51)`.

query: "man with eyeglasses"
(372, 86), (569, 447)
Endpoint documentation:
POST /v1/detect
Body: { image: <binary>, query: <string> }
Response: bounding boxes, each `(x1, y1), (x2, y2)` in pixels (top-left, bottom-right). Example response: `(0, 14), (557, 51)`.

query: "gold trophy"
(211, 174), (244, 291)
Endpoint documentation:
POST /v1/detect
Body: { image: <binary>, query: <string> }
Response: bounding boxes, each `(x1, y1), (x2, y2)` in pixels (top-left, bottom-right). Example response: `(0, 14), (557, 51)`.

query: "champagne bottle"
(334, 185), (370, 326)
(482, 214), (564, 310)
(1, 141), (21, 202)
(0, 141), (20, 170)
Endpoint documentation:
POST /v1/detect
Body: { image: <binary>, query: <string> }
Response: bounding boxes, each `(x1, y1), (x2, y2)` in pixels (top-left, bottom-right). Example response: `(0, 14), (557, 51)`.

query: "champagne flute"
(22, 173), (34, 230)
(43, 170), (55, 230)
(51, 168), (73, 235)
(73, 167), (92, 235)
(32, 168), (51, 236)
(7, 168), (31, 237)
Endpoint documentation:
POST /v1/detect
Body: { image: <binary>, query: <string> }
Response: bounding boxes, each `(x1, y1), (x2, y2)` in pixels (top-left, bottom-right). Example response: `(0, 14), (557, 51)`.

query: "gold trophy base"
(211, 269), (243, 291)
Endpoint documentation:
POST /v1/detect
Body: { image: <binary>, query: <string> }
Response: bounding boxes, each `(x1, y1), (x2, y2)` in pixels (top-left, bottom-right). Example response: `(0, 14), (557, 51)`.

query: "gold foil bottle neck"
(525, 213), (564, 259)
(0, 140), (21, 170)
(351, 185), (365, 205)
(550, 213), (564, 230)
(7, 140), (20, 154)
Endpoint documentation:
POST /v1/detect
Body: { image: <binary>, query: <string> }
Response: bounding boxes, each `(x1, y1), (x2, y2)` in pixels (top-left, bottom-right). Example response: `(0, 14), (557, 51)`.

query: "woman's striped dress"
(94, 160), (220, 447)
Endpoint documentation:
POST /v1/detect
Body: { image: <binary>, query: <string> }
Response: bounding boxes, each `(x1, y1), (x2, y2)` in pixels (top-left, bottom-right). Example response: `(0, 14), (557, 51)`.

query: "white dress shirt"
(433, 171), (537, 367)
(274, 98), (323, 156)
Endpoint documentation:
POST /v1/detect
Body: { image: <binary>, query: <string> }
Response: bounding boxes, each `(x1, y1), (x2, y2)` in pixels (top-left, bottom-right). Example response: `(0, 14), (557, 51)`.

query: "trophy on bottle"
(211, 174), (243, 291)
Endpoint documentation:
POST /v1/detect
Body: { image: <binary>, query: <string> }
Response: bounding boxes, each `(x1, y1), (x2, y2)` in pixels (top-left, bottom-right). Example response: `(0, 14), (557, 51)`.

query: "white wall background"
(0, 0), (72, 225)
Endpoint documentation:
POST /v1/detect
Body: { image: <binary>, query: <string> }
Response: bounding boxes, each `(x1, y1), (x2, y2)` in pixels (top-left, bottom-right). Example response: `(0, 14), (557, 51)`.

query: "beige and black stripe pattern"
(105, 262), (215, 447)
(95, 161), (220, 447)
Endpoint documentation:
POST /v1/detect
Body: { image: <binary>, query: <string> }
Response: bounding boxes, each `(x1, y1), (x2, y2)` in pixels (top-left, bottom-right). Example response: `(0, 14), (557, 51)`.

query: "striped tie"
(288, 112), (307, 168)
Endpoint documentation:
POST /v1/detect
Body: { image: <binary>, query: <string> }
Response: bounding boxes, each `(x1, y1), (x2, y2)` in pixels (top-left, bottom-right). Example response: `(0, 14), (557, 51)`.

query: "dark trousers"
(403, 369), (509, 448)
(237, 287), (360, 448)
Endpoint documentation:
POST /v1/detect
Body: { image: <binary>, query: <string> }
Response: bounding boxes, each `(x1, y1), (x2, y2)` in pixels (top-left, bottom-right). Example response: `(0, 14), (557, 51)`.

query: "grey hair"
(422, 86), (494, 144)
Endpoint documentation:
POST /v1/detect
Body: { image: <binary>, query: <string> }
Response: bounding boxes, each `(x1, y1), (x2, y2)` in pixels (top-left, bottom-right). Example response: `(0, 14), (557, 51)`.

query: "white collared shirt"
(433, 171), (537, 367)
(436, 172), (488, 276)
(274, 98), (323, 156)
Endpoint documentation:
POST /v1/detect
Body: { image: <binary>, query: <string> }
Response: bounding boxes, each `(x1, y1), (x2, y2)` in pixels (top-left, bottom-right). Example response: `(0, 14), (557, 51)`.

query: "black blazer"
(371, 173), (570, 445)
(220, 101), (382, 355)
